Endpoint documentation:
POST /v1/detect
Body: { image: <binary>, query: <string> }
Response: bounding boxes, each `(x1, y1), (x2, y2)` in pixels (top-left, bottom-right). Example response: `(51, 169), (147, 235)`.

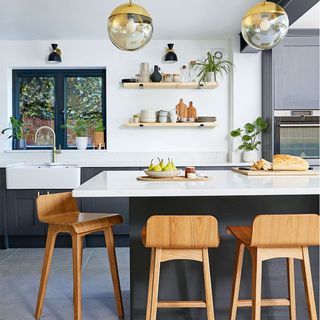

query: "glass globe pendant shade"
(108, 0), (153, 51)
(241, 1), (289, 50)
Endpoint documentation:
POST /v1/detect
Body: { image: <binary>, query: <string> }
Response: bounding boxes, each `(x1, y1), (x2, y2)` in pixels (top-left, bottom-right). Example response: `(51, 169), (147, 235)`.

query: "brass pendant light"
(241, 1), (289, 50)
(108, 0), (153, 51)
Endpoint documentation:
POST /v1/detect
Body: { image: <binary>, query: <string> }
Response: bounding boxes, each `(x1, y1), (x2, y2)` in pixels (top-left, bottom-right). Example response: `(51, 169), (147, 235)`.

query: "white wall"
(0, 37), (261, 160)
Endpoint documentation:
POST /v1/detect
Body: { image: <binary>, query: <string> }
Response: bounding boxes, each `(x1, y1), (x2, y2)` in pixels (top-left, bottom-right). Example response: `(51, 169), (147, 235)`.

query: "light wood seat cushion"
(227, 226), (252, 246)
(43, 213), (123, 234)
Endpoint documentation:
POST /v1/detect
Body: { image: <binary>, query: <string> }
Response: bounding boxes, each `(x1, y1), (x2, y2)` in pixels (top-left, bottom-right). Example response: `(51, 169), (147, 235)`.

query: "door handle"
(279, 124), (320, 127)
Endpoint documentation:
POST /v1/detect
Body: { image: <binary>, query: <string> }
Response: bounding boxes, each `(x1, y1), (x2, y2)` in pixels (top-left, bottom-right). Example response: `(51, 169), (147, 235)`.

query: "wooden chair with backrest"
(142, 215), (220, 320)
(34, 192), (124, 320)
(227, 214), (320, 320)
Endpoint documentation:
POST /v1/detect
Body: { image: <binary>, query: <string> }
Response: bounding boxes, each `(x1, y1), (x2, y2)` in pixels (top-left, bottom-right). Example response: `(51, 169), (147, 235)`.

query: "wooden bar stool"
(227, 214), (319, 320)
(142, 215), (220, 320)
(34, 192), (124, 320)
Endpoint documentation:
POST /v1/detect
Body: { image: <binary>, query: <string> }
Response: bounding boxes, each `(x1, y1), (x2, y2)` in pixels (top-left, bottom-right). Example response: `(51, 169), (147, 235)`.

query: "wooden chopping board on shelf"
(232, 167), (319, 176)
(137, 176), (209, 182)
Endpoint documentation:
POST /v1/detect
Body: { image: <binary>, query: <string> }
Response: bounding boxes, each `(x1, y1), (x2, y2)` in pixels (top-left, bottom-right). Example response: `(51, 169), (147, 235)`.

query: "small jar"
(173, 74), (180, 82)
(185, 166), (196, 178)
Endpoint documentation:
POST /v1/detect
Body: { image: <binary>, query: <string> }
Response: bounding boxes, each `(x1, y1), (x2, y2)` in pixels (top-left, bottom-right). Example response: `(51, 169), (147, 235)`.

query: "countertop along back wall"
(0, 38), (261, 156)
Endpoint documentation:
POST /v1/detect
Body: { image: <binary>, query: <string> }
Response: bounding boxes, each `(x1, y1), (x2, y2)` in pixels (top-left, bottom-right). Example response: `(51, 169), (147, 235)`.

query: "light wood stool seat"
(35, 192), (124, 320)
(227, 214), (320, 320)
(142, 215), (220, 320)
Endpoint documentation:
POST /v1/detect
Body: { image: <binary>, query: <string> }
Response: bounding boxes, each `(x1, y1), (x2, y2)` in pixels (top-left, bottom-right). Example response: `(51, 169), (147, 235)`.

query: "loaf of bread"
(252, 159), (272, 171)
(272, 154), (309, 171)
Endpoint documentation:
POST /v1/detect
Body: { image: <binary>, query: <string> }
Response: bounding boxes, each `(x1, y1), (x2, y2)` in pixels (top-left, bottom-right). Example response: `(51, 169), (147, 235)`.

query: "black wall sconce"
(164, 43), (178, 63)
(48, 44), (62, 63)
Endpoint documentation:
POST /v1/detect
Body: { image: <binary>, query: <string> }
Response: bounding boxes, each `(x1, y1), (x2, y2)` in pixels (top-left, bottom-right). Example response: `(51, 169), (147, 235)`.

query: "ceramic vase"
(76, 137), (88, 150)
(206, 71), (216, 82)
(243, 150), (258, 163)
(150, 65), (162, 82)
(13, 139), (27, 150)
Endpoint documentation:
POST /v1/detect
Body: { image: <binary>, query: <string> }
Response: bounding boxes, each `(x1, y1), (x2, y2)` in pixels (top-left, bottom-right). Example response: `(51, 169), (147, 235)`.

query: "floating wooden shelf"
(122, 82), (218, 89)
(124, 122), (217, 128)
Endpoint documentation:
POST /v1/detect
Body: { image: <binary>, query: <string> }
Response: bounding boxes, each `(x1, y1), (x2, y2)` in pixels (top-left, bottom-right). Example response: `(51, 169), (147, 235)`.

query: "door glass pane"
(65, 76), (103, 147)
(280, 125), (319, 158)
(18, 76), (55, 147)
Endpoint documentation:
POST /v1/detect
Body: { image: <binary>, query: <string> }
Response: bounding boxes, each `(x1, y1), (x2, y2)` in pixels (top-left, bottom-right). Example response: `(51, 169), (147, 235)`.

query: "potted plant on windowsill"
(194, 51), (233, 85)
(1, 116), (29, 150)
(230, 117), (268, 163)
(62, 118), (91, 150)
(93, 119), (105, 149)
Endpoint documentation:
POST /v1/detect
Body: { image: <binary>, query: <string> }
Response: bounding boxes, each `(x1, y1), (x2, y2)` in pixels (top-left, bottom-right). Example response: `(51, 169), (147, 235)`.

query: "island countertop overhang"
(72, 170), (320, 198)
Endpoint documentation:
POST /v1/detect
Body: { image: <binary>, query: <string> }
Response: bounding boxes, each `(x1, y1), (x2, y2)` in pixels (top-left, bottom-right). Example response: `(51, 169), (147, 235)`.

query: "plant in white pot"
(230, 117), (268, 163)
(194, 51), (233, 85)
(62, 118), (91, 150)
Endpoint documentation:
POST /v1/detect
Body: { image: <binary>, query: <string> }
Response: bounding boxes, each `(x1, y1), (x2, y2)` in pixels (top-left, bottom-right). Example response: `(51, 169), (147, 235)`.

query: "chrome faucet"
(35, 126), (61, 163)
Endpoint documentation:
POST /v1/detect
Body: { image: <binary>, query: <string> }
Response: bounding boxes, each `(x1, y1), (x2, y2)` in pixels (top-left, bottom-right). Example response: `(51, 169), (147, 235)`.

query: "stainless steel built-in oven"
(274, 110), (320, 165)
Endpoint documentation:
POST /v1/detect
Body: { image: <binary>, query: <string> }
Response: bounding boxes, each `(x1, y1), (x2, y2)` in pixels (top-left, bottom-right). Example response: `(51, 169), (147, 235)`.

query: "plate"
(144, 169), (182, 178)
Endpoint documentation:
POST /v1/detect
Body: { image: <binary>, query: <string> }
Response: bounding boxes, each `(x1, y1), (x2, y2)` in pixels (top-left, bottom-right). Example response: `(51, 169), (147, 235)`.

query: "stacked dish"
(140, 110), (156, 123)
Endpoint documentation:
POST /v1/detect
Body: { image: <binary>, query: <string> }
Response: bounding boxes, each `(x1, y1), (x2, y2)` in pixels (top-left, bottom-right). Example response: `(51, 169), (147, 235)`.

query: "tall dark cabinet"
(262, 29), (320, 160)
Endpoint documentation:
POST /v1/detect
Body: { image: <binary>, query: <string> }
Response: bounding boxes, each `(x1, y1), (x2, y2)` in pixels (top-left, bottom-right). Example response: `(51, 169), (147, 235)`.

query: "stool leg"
(203, 249), (215, 320)
(287, 258), (296, 320)
(150, 249), (161, 320)
(104, 227), (124, 318)
(301, 247), (317, 320)
(72, 234), (83, 320)
(230, 241), (245, 320)
(251, 248), (262, 320)
(35, 226), (58, 319)
(146, 248), (155, 320)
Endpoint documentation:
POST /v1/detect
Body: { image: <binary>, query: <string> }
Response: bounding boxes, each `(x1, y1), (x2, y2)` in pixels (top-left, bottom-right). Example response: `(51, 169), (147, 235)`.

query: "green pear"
(148, 159), (155, 171)
(171, 159), (177, 171)
(153, 164), (162, 172)
(158, 158), (166, 170)
(163, 158), (173, 171)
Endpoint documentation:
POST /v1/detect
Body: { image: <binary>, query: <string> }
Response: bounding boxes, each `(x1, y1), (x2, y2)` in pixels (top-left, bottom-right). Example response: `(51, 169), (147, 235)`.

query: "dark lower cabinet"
(6, 189), (71, 236)
(0, 169), (7, 247)
(6, 190), (44, 236)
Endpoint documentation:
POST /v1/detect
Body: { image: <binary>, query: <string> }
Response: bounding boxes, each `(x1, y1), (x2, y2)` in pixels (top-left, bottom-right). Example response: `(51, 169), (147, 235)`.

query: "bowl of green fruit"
(144, 158), (182, 178)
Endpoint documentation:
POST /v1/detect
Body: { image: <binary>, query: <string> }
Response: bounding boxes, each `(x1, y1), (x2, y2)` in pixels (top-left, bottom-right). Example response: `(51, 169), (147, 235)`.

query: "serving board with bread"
(233, 154), (319, 176)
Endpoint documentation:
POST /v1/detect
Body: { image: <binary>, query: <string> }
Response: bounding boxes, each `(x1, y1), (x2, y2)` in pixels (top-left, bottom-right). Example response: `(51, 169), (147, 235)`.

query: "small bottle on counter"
(185, 166), (196, 178)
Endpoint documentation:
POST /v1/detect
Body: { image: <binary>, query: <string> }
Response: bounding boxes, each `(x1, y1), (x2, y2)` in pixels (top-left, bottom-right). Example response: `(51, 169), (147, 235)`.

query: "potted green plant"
(62, 118), (91, 150)
(230, 117), (268, 162)
(133, 114), (140, 124)
(194, 51), (233, 84)
(93, 119), (105, 148)
(1, 116), (28, 150)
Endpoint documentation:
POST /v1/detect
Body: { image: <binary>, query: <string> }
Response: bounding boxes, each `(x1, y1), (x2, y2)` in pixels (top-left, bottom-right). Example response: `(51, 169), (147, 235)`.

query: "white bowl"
(144, 169), (182, 178)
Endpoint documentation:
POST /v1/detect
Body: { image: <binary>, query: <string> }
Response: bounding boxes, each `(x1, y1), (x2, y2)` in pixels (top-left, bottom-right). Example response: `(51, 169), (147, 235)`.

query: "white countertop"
(72, 170), (320, 198)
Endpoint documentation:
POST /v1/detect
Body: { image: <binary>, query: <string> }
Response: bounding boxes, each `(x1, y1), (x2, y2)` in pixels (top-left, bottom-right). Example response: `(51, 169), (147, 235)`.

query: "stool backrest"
(145, 215), (219, 249)
(36, 192), (79, 222)
(251, 214), (320, 247)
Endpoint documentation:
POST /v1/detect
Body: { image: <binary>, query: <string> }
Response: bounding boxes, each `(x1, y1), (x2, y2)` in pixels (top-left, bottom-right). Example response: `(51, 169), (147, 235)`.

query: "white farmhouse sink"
(6, 163), (81, 189)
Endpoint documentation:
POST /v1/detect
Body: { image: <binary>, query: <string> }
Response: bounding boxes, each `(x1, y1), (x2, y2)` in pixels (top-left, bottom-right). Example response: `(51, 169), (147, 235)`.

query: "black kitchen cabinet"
(6, 190), (44, 236)
(274, 32), (319, 110)
(6, 189), (71, 236)
(0, 169), (6, 246)
(81, 167), (140, 236)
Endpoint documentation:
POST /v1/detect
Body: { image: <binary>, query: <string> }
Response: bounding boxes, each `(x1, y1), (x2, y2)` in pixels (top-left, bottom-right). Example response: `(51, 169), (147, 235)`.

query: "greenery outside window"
(13, 69), (106, 149)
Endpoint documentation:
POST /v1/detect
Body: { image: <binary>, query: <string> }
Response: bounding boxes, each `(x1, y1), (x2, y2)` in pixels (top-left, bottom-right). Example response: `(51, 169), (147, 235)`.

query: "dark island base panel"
(129, 195), (319, 320)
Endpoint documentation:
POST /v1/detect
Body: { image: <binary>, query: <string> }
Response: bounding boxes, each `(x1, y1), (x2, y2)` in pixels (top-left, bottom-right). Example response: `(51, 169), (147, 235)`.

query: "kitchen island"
(73, 170), (319, 320)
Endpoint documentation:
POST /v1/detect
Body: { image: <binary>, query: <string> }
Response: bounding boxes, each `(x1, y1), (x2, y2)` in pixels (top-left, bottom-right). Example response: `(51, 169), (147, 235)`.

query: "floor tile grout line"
(0, 248), (21, 265)
(82, 248), (94, 270)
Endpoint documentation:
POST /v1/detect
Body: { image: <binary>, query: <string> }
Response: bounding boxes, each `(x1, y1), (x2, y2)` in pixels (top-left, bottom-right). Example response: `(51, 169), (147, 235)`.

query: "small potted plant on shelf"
(93, 119), (105, 149)
(133, 114), (140, 124)
(230, 117), (268, 162)
(1, 116), (29, 150)
(62, 117), (91, 150)
(194, 51), (233, 85)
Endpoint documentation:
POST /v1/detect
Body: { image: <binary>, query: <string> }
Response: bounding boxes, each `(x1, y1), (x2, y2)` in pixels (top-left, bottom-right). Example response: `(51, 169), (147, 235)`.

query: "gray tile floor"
(0, 248), (130, 320)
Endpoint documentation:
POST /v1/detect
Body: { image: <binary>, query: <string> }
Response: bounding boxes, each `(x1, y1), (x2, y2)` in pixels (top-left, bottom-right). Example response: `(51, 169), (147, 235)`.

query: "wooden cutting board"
(137, 176), (209, 181)
(232, 168), (319, 176)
